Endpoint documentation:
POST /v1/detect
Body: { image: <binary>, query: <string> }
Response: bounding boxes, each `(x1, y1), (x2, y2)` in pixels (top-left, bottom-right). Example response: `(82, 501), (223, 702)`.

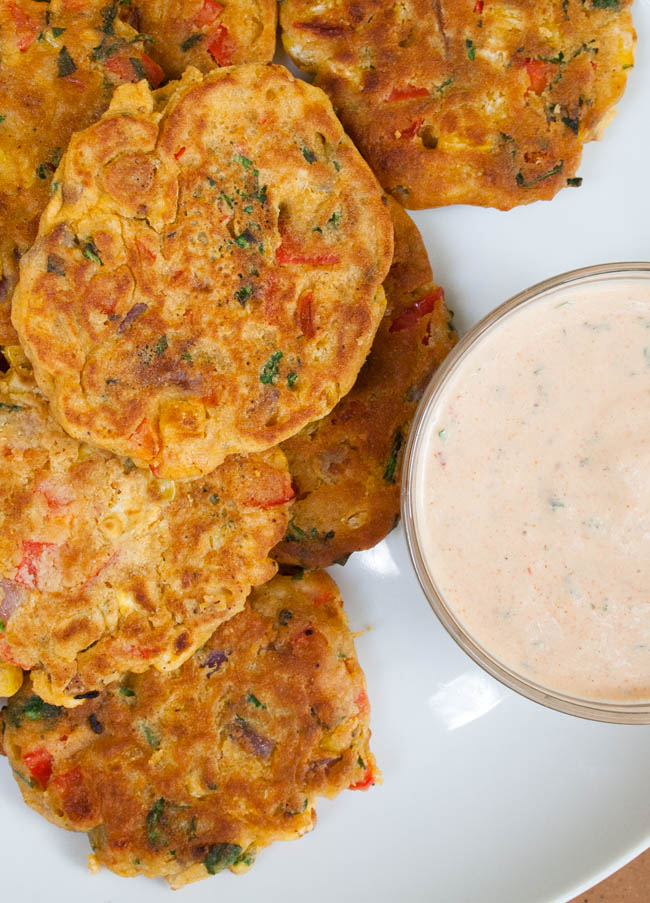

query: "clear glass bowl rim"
(402, 262), (650, 724)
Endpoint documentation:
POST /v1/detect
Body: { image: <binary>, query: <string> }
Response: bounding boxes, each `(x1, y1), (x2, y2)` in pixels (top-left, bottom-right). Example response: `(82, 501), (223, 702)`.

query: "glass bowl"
(402, 262), (650, 724)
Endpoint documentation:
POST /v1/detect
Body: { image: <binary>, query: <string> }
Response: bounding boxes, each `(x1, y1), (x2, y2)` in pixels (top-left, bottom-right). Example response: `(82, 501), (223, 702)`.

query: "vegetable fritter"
(1, 571), (378, 888)
(274, 198), (456, 568)
(0, 367), (292, 706)
(0, 0), (164, 344)
(280, 0), (636, 209)
(12, 65), (393, 479)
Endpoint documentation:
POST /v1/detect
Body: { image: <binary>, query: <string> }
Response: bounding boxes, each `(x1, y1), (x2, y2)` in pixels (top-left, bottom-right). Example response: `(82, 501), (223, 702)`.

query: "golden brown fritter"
(1, 571), (378, 888)
(120, 0), (277, 79)
(0, 0), (165, 345)
(274, 199), (456, 568)
(280, 0), (636, 210)
(0, 368), (292, 706)
(12, 65), (393, 480)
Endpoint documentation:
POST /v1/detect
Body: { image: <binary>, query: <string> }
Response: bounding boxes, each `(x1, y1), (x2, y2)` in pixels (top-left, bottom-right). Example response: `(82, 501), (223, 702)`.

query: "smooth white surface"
(3, 6), (650, 902)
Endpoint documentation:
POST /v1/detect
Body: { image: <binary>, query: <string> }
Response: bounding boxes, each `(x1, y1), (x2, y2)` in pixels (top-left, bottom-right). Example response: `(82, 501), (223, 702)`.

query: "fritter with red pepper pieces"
(120, 0), (277, 79)
(12, 64), (393, 479)
(280, 0), (636, 210)
(0, 0), (165, 345)
(0, 367), (292, 707)
(1, 571), (378, 888)
(274, 198), (456, 568)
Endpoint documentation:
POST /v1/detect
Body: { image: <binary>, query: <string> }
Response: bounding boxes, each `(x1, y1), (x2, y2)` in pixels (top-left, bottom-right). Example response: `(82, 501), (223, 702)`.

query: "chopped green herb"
(119, 687), (136, 698)
(312, 225), (323, 234)
(538, 51), (564, 64)
(146, 798), (168, 849)
(154, 335), (168, 357)
(123, 457), (136, 473)
(91, 38), (120, 60)
(50, 26), (65, 37)
(129, 56), (146, 81)
(36, 163), (48, 179)
(465, 38), (476, 60)
(357, 755), (365, 769)
(247, 693), (267, 709)
(180, 32), (204, 51)
(100, 3), (118, 34)
(548, 497), (565, 511)
(561, 114), (579, 134)
(83, 242), (102, 265)
(516, 161), (563, 188)
(438, 428), (447, 439)
(243, 204), (253, 214)
(204, 843), (242, 875)
(287, 370), (298, 388)
(383, 429), (403, 483)
(51, 180), (60, 193)
(10, 696), (62, 728)
(591, 0), (619, 7)
(283, 523), (306, 542)
(141, 723), (161, 749)
(0, 620), (4, 632)
(327, 211), (341, 229)
(181, 349), (193, 361)
(0, 115), (5, 124)
(333, 160), (341, 171)
(234, 230), (256, 249)
(566, 177), (583, 187)
(233, 847), (256, 868)
(301, 146), (317, 164)
(436, 76), (454, 94)
(234, 285), (252, 306)
(57, 46), (77, 77)
(219, 191), (234, 208)
(0, 402), (23, 411)
(260, 350), (283, 385)
(234, 153), (253, 169)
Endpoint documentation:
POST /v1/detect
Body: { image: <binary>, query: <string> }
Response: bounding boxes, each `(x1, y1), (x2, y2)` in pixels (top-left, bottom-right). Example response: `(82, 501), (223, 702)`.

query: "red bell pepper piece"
(14, 541), (56, 590)
(194, 0), (224, 26)
(23, 747), (53, 789)
(389, 288), (443, 333)
(386, 85), (429, 102)
(207, 24), (233, 66)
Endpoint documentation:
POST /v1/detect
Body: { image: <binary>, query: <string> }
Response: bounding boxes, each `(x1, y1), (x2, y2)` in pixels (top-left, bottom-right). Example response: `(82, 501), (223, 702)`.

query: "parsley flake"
(260, 351), (283, 385)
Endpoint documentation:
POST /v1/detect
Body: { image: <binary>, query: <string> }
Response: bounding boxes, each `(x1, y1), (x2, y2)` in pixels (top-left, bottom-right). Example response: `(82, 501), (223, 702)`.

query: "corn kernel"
(77, 442), (96, 462)
(0, 662), (23, 697)
(3, 345), (31, 376)
(158, 398), (207, 442)
(151, 478), (176, 502)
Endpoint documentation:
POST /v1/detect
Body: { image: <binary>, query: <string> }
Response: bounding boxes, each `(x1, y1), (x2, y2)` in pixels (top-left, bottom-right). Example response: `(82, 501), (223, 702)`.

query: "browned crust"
(12, 65), (393, 479)
(0, 370), (292, 705)
(274, 198), (457, 568)
(2, 571), (378, 887)
(281, 0), (636, 210)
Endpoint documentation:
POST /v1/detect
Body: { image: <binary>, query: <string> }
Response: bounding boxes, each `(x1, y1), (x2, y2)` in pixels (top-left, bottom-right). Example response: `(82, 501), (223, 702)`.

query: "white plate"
(3, 6), (650, 901)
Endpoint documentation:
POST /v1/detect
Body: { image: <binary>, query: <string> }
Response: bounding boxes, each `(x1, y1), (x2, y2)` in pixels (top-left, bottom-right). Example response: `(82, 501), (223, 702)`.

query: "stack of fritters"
(0, 0), (637, 888)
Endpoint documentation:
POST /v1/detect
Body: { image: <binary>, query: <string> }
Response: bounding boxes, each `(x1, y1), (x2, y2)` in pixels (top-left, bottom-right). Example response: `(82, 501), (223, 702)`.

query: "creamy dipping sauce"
(412, 272), (650, 704)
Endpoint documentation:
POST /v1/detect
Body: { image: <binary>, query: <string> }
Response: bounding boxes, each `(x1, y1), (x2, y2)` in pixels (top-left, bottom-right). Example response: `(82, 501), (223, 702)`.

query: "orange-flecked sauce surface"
(414, 275), (650, 703)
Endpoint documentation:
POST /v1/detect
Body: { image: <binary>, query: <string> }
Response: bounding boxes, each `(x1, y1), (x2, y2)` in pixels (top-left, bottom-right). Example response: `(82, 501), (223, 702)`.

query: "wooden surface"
(569, 849), (650, 903)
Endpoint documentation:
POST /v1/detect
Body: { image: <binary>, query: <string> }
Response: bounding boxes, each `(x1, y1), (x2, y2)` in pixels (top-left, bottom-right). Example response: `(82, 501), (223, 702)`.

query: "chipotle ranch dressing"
(413, 274), (650, 703)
